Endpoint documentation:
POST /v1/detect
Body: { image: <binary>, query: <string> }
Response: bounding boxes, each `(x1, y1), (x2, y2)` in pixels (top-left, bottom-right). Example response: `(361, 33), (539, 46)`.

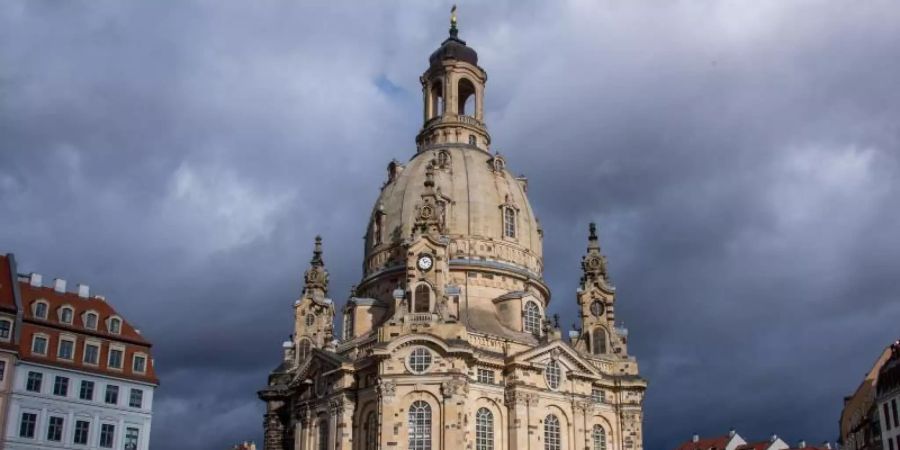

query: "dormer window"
(84, 312), (98, 330)
(108, 317), (122, 335)
(33, 301), (49, 320)
(523, 301), (541, 336)
(60, 306), (74, 325)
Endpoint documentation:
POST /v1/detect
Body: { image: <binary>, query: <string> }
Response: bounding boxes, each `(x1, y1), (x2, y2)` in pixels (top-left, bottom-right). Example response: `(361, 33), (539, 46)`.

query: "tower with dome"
(259, 10), (646, 450)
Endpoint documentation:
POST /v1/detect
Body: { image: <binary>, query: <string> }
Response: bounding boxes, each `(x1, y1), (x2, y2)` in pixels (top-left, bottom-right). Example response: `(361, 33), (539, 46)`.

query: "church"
(259, 10), (647, 450)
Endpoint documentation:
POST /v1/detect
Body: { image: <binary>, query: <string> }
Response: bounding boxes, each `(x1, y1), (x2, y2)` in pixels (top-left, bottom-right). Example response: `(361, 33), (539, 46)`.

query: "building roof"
(737, 442), (772, 450)
(0, 254), (18, 313)
(675, 435), (732, 450)
(876, 340), (900, 396)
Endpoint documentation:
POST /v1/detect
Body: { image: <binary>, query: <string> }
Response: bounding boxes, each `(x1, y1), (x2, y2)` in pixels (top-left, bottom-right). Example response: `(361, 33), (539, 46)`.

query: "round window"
(545, 359), (561, 390)
(407, 347), (433, 374)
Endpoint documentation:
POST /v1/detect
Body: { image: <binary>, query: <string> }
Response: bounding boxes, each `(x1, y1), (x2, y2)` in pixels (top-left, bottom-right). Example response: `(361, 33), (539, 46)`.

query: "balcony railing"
(405, 313), (434, 324)
(422, 114), (485, 129)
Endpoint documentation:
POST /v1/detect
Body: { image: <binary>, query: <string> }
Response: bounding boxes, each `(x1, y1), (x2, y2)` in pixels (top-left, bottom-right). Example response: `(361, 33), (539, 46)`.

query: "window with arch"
(458, 78), (476, 116)
(84, 312), (98, 330)
(503, 207), (517, 239)
(343, 312), (354, 341)
(109, 317), (122, 334)
(437, 150), (450, 168)
(408, 401), (432, 450)
(544, 415), (561, 450)
(407, 347), (432, 374)
(298, 339), (312, 361)
(475, 407), (494, 450)
(468, 135), (477, 145)
(523, 301), (541, 336)
(372, 213), (384, 246)
(430, 81), (444, 118)
(592, 328), (607, 355)
(33, 301), (48, 319)
(364, 411), (378, 450)
(60, 306), (74, 325)
(545, 359), (561, 390)
(0, 319), (11, 340)
(317, 419), (328, 450)
(305, 314), (315, 327)
(414, 284), (431, 313)
(592, 425), (607, 450)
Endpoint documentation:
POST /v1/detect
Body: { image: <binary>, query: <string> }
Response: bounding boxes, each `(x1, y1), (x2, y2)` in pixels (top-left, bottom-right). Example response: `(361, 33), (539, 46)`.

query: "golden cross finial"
(451, 5), (457, 26)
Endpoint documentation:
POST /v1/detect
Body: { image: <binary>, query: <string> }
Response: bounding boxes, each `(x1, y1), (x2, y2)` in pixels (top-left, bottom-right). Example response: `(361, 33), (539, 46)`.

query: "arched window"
(545, 360), (561, 390)
(365, 411), (378, 450)
(544, 415), (561, 450)
(592, 328), (608, 355)
(430, 81), (444, 118)
(437, 150), (450, 168)
(318, 419), (328, 450)
(84, 312), (98, 330)
(34, 301), (48, 319)
(306, 314), (316, 327)
(458, 78), (476, 116)
(475, 407), (494, 450)
(109, 317), (122, 334)
(592, 425), (607, 450)
(523, 301), (541, 336)
(60, 307), (74, 324)
(503, 207), (516, 238)
(373, 213), (383, 246)
(343, 312), (354, 340)
(298, 339), (312, 362)
(408, 401), (432, 450)
(414, 284), (431, 313)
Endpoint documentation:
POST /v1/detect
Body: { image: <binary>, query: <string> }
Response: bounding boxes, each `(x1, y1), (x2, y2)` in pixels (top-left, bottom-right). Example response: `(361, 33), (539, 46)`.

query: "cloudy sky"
(2, 1), (900, 448)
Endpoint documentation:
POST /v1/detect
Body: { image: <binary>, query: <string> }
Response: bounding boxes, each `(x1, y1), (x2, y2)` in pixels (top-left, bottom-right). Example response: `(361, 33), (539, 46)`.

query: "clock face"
(417, 254), (434, 271)
(590, 300), (605, 317)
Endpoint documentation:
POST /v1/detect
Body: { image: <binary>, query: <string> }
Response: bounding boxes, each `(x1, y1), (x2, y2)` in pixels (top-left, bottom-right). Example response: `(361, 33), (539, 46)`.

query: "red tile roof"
(737, 442), (773, 450)
(676, 436), (732, 450)
(0, 255), (17, 313)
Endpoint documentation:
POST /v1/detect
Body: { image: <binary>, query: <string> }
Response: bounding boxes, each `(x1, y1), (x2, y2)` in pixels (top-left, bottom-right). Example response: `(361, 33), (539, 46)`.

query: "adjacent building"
(0, 253), (158, 450)
(675, 431), (833, 450)
(876, 340), (900, 450)
(259, 10), (646, 450)
(841, 344), (896, 450)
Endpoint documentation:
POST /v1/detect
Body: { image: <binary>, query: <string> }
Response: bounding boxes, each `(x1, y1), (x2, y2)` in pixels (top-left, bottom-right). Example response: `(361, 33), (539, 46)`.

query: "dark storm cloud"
(2, 1), (899, 449)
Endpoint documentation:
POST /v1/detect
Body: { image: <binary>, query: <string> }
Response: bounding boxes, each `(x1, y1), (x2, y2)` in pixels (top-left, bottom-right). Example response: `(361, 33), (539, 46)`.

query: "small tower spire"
(311, 235), (324, 267)
(303, 235), (329, 297)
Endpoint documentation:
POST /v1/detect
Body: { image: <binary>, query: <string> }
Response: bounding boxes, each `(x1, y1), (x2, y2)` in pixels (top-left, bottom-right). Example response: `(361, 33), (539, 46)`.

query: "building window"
(32, 334), (48, 355)
(592, 425), (607, 450)
(26, 371), (42, 392)
(84, 343), (100, 365)
(133, 354), (147, 373)
(59, 338), (75, 360)
(365, 411), (378, 450)
(592, 328), (607, 355)
(74, 420), (90, 445)
(893, 399), (899, 428)
(503, 207), (516, 238)
(125, 427), (139, 450)
(373, 214), (384, 246)
(468, 135), (477, 145)
(408, 400), (432, 450)
(85, 312), (98, 329)
(0, 319), (11, 339)
(129, 388), (143, 408)
(80, 380), (95, 400)
(523, 301), (541, 336)
(53, 376), (69, 396)
(298, 339), (312, 361)
(887, 403), (894, 431)
(592, 387), (605, 403)
(100, 424), (115, 448)
(109, 317), (122, 334)
(60, 307), (74, 324)
(19, 412), (37, 438)
(34, 301), (48, 319)
(477, 368), (495, 384)
(305, 314), (315, 327)
(47, 416), (64, 441)
(414, 284), (431, 313)
(344, 313), (354, 341)
(544, 415), (561, 450)
(545, 359), (561, 390)
(105, 384), (119, 404)
(475, 407), (494, 450)
(408, 347), (433, 374)
(0, 360), (5, 381)
(318, 420), (328, 450)
(108, 348), (124, 369)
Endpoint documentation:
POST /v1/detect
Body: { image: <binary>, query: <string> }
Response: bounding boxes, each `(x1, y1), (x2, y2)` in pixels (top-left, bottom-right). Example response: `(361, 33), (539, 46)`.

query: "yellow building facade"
(260, 13), (647, 450)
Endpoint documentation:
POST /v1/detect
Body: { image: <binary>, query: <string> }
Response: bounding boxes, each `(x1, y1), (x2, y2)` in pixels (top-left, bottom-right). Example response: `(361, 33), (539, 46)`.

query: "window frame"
(523, 301), (542, 336)
(107, 345), (125, 370)
(477, 368), (495, 384)
(503, 207), (517, 239)
(58, 334), (76, 361)
(79, 380), (95, 401)
(31, 333), (49, 356)
(133, 352), (148, 374)
(475, 407), (494, 450)
(25, 371), (42, 392)
(408, 400), (432, 450)
(545, 359), (562, 391)
(124, 426), (139, 450)
(83, 340), (101, 366)
(59, 305), (75, 325)
(47, 415), (64, 442)
(32, 300), (49, 320)
(592, 425), (607, 450)
(406, 347), (433, 374)
(544, 414), (561, 450)
(74, 420), (90, 445)
(83, 310), (99, 330)
(129, 388), (143, 408)
(0, 318), (12, 341)
(53, 375), (69, 397)
(107, 316), (122, 335)
(99, 423), (116, 448)
(19, 412), (37, 438)
(104, 384), (119, 405)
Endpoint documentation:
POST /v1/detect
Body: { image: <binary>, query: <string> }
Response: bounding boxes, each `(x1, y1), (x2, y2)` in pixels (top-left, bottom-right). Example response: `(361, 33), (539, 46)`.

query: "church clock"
(417, 254), (434, 272)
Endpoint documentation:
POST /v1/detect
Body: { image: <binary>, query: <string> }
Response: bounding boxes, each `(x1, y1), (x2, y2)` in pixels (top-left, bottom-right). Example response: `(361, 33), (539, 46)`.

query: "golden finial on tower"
(451, 5), (457, 26)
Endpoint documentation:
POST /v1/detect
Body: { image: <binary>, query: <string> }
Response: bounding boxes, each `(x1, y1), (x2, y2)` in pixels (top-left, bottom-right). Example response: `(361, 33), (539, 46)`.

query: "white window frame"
(57, 334), (76, 361)
(0, 318), (12, 341)
(475, 407), (494, 450)
(58, 305), (75, 325)
(31, 333), (49, 356)
(107, 316), (122, 335)
(107, 344), (125, 371)
(406, 347), (433, 374)
(32, 300), (49, 320)
(83, 340), (101, 366)
(522, 301), (542, 336)
(408, 400), (432, 450)
(132, 352), (148, 374)
(503, 206), (517, 239)
(545, 359), (562, 391)
(477, 368), (495, 384)
(544, 415), (561, 450)
(82, 310), (99, 330)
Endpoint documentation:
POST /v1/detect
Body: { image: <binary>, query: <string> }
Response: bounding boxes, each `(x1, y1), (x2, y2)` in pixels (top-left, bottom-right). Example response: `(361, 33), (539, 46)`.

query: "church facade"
(259, 13), (646, 450)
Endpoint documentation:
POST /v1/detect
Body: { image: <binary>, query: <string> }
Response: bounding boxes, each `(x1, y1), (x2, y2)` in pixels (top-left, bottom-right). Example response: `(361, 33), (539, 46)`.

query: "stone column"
(440, 377), (469, 450)
(504, 389), (533, 450)
(265, 411), (286, 450)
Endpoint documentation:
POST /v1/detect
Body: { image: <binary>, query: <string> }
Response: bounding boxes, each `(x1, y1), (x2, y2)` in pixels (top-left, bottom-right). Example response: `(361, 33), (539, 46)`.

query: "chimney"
(729, 428), (736, 438)
(798, 440), (807, 448)
(95, 295), (105, 301)
(770, 434), (777, 443)
(54, 278), (66, 293)
(29, 273), (42, 287)
(824, 443), (832, 449)
(77, 284), (89, 298)
(692, 434), (700, 443)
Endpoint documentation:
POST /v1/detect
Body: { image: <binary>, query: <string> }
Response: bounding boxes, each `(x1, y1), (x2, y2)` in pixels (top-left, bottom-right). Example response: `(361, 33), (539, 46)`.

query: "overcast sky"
(2, 1), (900, 449)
